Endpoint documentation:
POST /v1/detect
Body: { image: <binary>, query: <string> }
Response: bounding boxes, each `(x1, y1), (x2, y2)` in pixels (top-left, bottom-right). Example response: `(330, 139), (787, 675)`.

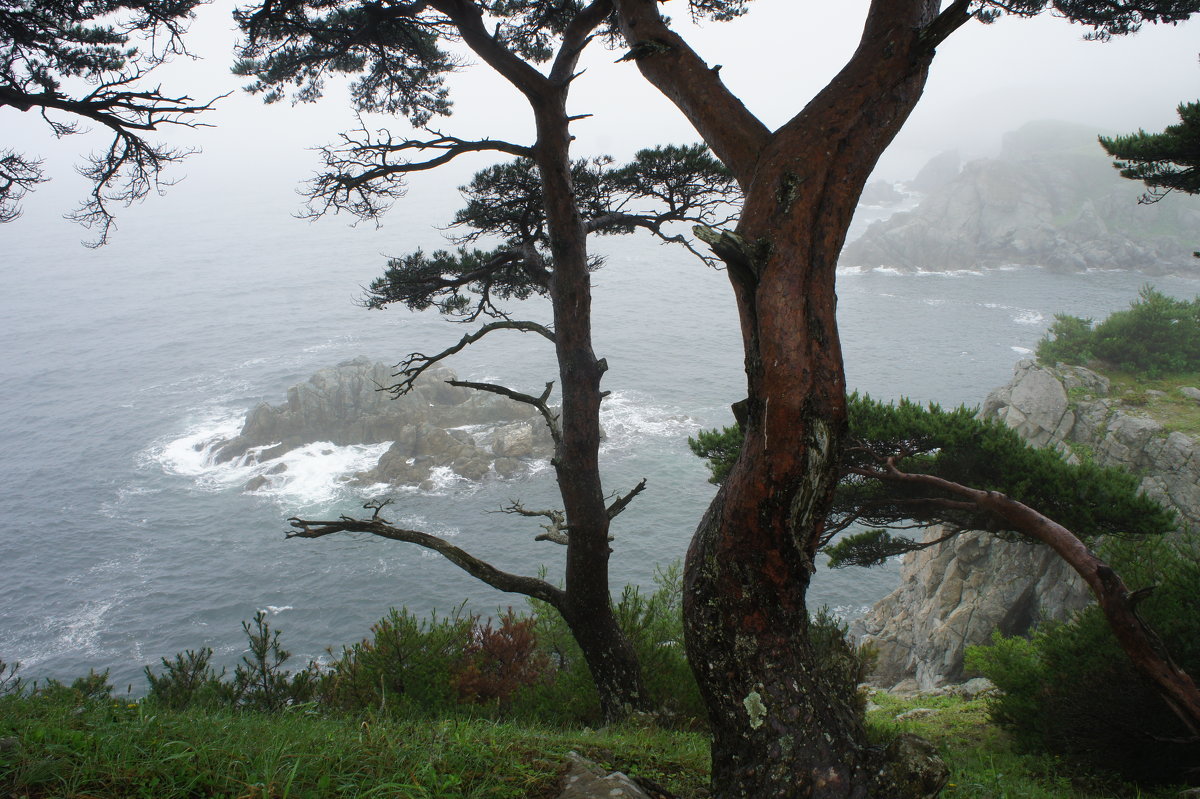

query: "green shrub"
(967, 532), (1200, 786)
(144, 648), (231, 710)
(1036, 286), (1200, 378)
(0, 660), (23, 697)
(231, 611), (317, 712)
(1036, 313), (1095, 366)
(317, 605), (473, 714)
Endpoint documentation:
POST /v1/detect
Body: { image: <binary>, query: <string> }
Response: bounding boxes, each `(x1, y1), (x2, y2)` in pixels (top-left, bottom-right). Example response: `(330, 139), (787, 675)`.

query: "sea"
(3, 183), (1199, 693)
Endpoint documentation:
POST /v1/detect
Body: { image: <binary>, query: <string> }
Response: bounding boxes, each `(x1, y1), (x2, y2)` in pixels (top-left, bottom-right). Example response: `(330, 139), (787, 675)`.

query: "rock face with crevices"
(853, 360), (1200, 691)
(210, 356), (555, 489)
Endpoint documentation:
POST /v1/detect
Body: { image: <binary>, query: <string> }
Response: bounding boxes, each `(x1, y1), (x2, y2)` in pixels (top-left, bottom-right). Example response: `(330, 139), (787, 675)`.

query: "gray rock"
(213, 358), (557, 488)
(557, 752), (651, 799)
(1180, 386), (1200, 403)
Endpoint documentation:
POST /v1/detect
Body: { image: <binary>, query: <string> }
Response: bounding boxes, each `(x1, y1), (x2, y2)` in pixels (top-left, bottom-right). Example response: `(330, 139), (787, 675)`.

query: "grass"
(866, 692), (1184, 799)
(0, 692), (709, 799)
(1099, 369), (1200, 436)
(3, 688), (1190, 798)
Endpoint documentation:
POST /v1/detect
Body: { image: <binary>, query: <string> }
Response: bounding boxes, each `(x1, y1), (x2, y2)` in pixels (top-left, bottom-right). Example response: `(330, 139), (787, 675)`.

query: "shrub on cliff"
(967, 533), (1200, 786)
(1036, 286), (1200, 377)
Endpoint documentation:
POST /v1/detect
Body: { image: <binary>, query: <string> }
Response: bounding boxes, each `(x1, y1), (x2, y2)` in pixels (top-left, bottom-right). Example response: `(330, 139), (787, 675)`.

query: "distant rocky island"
(841, 120), (1200, 274)
(210, 357), (554, 491)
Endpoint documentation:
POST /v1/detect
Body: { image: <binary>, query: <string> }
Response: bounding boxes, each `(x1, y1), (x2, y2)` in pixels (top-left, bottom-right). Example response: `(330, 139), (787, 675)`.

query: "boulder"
(556, 753), (652, 799)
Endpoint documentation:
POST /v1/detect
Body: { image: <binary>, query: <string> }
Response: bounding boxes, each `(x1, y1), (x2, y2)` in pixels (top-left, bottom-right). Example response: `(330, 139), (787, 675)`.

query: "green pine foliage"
(1099, 101), (1200, 202)
(967, 533), (1200, 786)
(690, 394), (1174, 570)
(1036, 286), (1200, 377)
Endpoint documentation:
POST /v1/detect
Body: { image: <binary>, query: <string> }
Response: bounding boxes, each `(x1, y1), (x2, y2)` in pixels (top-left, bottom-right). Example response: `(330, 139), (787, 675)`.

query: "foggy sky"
(4, 1), (1197, 254)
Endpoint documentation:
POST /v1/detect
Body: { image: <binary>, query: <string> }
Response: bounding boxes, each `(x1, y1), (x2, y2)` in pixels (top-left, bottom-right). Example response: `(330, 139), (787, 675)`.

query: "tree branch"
(287, 500), (565, 607)
(606, 478), (647, 520)
(303, 125), (534, 221)
(611, 0), (770, 187)
(449, 379), (562, 451)
(496, 500), (570, 545)
(383, 320), (555, 396)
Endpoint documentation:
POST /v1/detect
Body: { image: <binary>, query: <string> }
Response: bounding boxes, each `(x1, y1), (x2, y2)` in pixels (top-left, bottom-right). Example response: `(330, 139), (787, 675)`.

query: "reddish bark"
(614, 1), (966, 794)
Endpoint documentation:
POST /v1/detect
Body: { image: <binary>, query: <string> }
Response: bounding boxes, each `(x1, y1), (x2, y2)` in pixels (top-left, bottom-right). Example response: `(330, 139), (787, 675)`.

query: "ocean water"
(3, 192), (1198, 692)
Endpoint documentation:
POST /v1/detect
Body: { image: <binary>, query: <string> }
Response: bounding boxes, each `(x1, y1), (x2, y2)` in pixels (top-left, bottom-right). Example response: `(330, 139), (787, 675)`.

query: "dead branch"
(287, 501), (565, 607)
(606, 478), (647, 520)
(448, 378), (562, 451)
(383, 320), (555, 396)
(497, 500), (570, 545)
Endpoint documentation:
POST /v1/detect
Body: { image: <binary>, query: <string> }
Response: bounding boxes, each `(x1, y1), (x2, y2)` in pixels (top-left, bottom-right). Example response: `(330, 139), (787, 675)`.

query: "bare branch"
(383, 320), (555, 396)
(606, 478), (647, 520)
(287, 501), (565, 607)
(0, 77), (224, 244)
(0, 150), (46, 223)
(303, 124), (533, 221)
(496, 500), (570, 545)
(449, 378), (562, 450)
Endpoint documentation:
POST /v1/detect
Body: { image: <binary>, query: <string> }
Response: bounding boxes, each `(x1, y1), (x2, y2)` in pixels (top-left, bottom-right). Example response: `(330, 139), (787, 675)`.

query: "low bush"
(967, 532), (1200, 786)
(1036, 286), (1200, 377)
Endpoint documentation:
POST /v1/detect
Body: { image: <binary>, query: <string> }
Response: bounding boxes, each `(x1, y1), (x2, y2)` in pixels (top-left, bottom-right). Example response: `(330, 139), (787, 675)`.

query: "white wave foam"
(1012, 310), (1045, 326)
(599, 391), (698, 455)
(148, 410), (391, 507)
(1011, 345), (1033, 355)
(262, 605), (293, 615)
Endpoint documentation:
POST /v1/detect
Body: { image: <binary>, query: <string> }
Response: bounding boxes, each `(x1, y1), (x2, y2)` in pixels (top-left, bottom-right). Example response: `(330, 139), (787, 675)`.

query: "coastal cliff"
(840, 121), (1200, 275)
(852, 360), (1200, 691)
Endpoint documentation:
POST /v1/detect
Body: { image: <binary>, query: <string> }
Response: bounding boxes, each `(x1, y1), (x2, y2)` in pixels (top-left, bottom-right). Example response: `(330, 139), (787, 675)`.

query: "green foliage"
(1036, 286), (1200, 377)
(1036, 313), (1094, 365)
(318, 605), (473, 715)
(688, 424), (743, 485)
(968, 533), (1200, 785)
(36, 669), (114, 704)
(825, 529), (926, 569)
(1100, 100), (1200, 201)
(366, 147), (736, 321)
(231, 611), (316, 712)
(808, 608), (876, 719)
(522, 563), (704, 725)
(693, 394), (1175, 565)
(144, 648), (230, 710)
(845, 392), (1174, 541)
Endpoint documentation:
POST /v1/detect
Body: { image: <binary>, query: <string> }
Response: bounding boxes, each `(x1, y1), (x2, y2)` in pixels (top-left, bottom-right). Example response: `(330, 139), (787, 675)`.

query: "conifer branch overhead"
(1, 0), (223, 243)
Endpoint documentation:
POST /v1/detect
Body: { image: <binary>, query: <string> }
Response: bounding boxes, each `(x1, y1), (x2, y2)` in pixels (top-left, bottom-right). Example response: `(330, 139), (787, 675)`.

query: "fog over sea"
(4, 173), (1199, 693)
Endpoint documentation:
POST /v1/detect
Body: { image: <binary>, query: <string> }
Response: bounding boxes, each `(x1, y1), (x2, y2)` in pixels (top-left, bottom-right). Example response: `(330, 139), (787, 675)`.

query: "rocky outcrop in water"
(212, 357), (554, 488)
(853, 360), (1200, 691)
(840, 121), (1200, 275)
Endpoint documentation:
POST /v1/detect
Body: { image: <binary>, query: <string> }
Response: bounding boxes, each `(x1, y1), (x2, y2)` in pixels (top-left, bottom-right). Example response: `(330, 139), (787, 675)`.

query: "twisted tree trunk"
(615, 1), (964, 793)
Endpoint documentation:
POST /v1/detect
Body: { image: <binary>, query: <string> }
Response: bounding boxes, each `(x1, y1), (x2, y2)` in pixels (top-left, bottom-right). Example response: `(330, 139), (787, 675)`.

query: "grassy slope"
(1, 690), (1185, 799)
(1101, 368), (1200, 436)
